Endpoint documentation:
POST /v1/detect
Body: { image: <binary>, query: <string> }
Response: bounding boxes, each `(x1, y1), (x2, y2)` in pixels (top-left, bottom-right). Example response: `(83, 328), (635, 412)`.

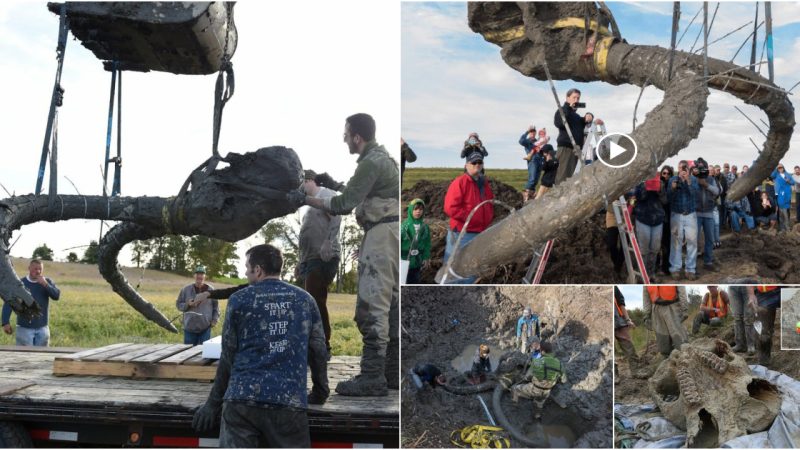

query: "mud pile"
(781, 288), (800, 350)
(401, 286), (612, 448)
(403, 180), (800, 284)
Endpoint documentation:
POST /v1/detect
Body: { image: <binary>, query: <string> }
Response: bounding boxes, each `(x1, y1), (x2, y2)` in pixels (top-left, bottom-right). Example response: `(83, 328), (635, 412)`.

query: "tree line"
(31, 212), (365, 294)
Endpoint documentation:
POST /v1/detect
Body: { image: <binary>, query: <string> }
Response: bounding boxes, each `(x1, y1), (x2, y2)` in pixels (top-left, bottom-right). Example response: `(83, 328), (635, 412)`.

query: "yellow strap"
(481, 17), (611, 44)
(552, 17), (612, 36)
(481, 27), (525, 44)
(451, 425), (510, 449)
(593, 35), (615, 80)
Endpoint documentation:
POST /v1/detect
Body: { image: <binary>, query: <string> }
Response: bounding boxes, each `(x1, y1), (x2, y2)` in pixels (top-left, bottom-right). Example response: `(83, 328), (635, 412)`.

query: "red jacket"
(444, 173), (494, 233)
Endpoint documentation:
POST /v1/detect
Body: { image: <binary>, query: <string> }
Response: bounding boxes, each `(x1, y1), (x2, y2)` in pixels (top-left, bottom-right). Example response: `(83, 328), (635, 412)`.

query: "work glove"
(192, 401), (221, 432)
(314, 172), (345, 191)
(285, 189), (306, 208)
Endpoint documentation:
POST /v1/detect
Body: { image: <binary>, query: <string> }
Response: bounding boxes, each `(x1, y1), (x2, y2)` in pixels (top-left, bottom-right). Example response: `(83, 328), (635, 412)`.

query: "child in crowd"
(401, 199), (431, 284)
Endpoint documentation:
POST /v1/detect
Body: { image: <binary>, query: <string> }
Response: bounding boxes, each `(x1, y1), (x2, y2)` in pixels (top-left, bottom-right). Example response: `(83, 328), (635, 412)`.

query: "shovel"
(751, 304), (762, 335)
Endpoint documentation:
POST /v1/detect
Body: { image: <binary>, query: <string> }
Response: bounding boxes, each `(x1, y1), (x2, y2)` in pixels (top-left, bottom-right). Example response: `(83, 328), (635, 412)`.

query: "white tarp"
(617, 366), (800, 449)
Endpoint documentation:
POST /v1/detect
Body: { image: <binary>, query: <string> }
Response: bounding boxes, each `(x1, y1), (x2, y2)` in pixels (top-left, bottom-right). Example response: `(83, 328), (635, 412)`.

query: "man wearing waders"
(511, 341), (566, 420)
(643, 286), (688, 359)
(288, 113), (399, 396)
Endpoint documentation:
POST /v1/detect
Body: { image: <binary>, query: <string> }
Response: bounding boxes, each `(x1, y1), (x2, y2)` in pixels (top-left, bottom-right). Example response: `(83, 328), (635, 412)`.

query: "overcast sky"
(619, 284), (722, 311)
(402, 2), (800, 172)
(0, 1), (399, 271)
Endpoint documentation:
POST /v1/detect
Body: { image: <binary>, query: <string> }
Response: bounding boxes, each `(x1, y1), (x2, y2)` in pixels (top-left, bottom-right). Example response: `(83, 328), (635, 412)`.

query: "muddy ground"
(403, 179), (800, 284)
(401, 286), (612, 448)
(781, 288), (800, 350)
(615, 303), (800, 406)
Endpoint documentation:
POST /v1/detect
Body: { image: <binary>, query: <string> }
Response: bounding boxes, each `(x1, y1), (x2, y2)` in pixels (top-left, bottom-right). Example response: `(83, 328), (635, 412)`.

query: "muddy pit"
(781, 288), (800, 350)
(401, 286), (612, 448)
(403, 179), (800, 284)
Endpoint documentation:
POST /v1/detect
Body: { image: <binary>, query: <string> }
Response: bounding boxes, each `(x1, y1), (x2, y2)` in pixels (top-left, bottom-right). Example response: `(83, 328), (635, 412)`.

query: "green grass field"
(1, 258), (361, 356)
(402, 167), (529, 191)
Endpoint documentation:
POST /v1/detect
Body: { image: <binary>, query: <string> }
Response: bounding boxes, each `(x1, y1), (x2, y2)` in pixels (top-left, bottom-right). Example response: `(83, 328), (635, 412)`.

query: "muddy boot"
(335, 373), (388, 397)
(385, 340), (399, 390)
(758, 337), (772, 366)
(731, 322), (747, 353)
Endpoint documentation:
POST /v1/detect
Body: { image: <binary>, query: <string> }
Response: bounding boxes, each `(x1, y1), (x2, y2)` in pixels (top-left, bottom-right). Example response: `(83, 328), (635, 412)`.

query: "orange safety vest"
(646, 286), (678, 303)
(704, 292), (728, 318)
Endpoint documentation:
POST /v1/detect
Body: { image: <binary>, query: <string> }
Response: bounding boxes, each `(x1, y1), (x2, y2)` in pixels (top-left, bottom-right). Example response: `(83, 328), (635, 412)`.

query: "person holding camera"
(667, 160), (700, 280)
(693, 158), (721, 274)
(771, 164), (795, 231)
(634, 173), (667, 281)
(553, 88), (586, 183)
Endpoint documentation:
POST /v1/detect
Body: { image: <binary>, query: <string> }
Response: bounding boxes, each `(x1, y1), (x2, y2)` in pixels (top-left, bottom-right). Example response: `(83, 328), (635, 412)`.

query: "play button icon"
(596, 133), (638, 168)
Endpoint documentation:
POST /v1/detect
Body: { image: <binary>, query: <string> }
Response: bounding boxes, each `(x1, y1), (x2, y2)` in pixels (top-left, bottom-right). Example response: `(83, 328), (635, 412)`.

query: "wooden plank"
(54, 343), (133, 361)
(107, 344), (169, 363)
(181, 353), (215, 366)
(160, 346), (204, 365)
(105, 344), (154, 362)
(51, 359), (218, 381)
(130, 344), (191, 363)
(81, 344), (147, 362)
(0, 381), (35, 396)
(0, 345), (85, 354)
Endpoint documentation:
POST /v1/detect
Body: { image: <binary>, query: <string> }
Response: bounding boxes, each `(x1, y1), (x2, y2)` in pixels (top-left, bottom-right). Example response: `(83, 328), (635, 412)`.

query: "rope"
(211, 2), (236, 159)
(440, 198), (516, 284)
(450, 425), (510, 449)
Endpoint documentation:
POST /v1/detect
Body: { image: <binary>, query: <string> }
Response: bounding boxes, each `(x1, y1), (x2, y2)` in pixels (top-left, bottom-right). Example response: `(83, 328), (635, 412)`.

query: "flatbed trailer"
(0, 346), (398, 448)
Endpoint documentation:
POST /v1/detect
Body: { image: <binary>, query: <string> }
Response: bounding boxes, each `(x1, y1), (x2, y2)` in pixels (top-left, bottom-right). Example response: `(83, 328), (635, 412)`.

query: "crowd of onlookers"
(401, 86), (800, 284)
(614, 159), (800, 282)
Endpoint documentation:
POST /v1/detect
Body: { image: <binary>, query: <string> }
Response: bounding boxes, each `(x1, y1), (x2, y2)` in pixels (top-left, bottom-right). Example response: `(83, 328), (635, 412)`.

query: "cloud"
(402, 1), (800, 174)
(2, 1), (399, 267)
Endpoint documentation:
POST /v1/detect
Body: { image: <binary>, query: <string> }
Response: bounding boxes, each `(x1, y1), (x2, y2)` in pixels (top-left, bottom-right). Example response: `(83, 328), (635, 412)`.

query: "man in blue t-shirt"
(192, 244), (328, 447)
(1, 259), (61, 346)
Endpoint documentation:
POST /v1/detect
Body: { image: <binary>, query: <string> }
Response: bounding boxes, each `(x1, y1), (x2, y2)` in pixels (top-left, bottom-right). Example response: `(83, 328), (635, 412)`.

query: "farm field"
(1, 258), (361, 355)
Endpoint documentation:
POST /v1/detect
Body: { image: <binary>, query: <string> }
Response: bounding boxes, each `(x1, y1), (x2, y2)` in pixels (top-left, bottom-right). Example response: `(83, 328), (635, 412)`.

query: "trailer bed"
(0, 346), (398, 447)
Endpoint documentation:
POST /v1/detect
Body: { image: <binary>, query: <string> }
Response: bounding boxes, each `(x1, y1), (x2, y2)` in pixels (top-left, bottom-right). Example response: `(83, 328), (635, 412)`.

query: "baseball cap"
(194, 265), (207, 274)
(466, 150), (484, 164)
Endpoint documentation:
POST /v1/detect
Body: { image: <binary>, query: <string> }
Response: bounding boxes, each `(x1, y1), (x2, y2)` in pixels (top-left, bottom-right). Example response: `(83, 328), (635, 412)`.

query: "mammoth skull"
(648, 338), (781, 448)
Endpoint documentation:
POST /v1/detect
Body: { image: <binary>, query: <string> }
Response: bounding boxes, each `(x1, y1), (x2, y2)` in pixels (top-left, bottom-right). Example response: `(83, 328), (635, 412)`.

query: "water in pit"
(451, 343), (501, 374)
(524, 421), (577, 448)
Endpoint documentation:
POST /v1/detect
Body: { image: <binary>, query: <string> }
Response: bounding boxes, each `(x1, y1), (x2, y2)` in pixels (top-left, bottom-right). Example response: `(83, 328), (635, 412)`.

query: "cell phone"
(574, 102), (586, 108)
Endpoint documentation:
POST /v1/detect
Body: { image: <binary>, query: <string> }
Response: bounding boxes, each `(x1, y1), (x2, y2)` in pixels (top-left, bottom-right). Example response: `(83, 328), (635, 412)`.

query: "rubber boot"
(731, 321), (747, 353)
(745, 324), (758, 356)
(335, 373), (389, 397)
(758, 336), (772, 366)
(691, 315), (702, 335)
(385, 340), (399, 390)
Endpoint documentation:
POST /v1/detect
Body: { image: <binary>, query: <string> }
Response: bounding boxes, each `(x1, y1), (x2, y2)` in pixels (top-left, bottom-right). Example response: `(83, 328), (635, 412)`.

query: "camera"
(574, 102), (586, 109)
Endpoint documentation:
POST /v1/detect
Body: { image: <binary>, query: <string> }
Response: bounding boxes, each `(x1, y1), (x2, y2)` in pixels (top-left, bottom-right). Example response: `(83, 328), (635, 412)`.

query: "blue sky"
(402, 2), (800, 172)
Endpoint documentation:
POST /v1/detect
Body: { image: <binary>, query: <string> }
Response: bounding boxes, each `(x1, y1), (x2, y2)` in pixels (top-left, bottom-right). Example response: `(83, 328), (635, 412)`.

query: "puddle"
(450, 343), (501, 374)
(523, 422), (577, 448)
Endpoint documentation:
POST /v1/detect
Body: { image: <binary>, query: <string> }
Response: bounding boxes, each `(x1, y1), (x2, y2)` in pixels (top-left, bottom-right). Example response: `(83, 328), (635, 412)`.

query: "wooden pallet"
(52, 343), (218, 381)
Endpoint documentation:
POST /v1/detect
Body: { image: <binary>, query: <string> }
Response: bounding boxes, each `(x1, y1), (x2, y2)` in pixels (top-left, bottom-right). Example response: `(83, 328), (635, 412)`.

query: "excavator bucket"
(46, 2), (237, 75)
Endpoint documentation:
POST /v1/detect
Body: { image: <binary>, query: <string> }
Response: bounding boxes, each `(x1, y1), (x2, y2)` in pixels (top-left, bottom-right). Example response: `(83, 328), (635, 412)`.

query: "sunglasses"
(470, 160), (484, 165)
(661, 171), (670, 175)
